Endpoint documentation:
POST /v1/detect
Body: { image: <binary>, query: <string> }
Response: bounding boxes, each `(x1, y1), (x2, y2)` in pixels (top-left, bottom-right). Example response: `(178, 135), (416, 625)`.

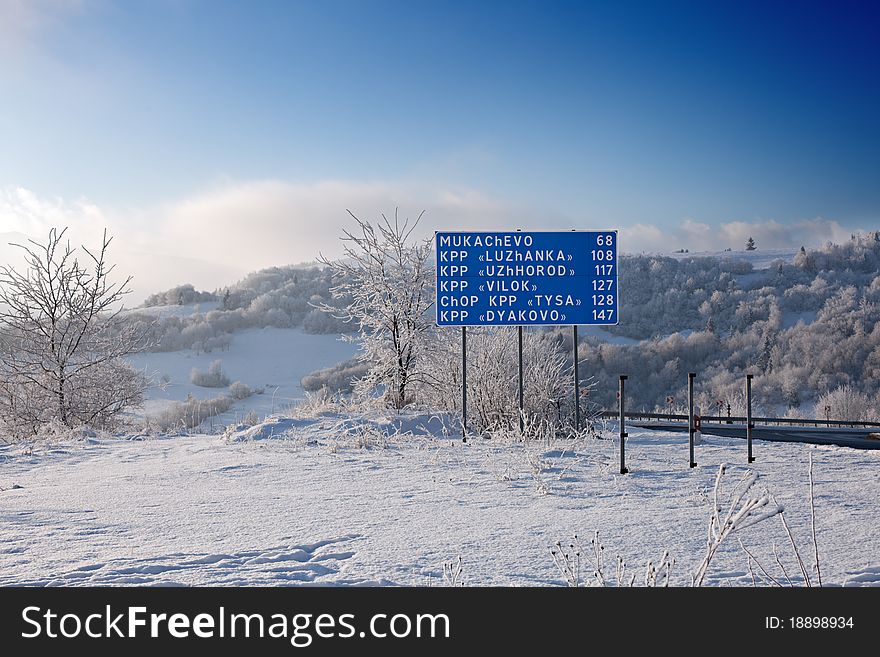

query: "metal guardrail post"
(746, 374), (754, 463)
(688, 372), (696, 468)
(619, 375), (628, 474)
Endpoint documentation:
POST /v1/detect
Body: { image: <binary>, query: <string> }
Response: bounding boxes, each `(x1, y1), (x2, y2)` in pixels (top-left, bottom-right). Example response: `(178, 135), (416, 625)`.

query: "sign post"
(436, 230), (619, 436)
(462, 327), (467, 442)
(573, 325), (580, 431)
(518, 326), (524, 435)
(688, 372), (697, 468)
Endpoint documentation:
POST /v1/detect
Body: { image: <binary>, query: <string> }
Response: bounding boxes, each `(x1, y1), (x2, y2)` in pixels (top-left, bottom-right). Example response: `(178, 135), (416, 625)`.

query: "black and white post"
(746, 373), (754, 463)
(688, 371), (697, 468)
(619, 374), (628, 474)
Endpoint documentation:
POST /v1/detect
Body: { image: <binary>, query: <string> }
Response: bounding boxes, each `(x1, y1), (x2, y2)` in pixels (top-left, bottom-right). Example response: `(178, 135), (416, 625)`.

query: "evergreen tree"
(757, 332), (774, 374)
(745, 236), (756, 251)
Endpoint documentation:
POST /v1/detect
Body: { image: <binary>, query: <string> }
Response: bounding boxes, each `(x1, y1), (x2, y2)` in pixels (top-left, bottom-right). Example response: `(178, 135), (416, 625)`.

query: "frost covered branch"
(692, 464), (783, 586)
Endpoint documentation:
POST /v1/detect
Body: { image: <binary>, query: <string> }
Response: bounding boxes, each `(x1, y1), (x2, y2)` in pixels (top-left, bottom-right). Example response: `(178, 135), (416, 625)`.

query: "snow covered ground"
(664, 248), (798, 269)
(126, 328), (358, 423)
(2, 414), (878, 587)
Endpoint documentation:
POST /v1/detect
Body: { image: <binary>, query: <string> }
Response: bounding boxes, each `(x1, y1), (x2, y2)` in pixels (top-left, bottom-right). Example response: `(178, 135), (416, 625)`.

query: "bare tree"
(317, 210), (434, 409)
(0, 228), (149, 438)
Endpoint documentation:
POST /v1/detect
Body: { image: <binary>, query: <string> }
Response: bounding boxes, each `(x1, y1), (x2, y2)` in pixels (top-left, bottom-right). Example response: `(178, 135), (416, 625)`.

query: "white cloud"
(0, 186), (105, 235)
(619, 223), (663, 249)
(621, 217), (858, 253)
(156, 178), (530, 269)
(0, 181), (531, 303)
(1, 182), (868, 304)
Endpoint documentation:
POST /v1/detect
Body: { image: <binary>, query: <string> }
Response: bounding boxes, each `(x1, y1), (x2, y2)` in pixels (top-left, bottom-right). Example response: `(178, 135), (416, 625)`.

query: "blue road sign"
(435, 230), (618, 326)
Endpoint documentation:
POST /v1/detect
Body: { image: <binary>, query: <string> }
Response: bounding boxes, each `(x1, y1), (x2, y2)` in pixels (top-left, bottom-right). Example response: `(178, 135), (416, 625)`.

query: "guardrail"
(597, 410), (880, 430)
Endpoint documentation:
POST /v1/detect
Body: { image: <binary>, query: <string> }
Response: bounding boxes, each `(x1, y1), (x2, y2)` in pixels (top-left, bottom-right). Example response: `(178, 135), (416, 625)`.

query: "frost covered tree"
(0, 228), (149, 438)
(746, 236), (756, 251)
(318, 210), (434, 408)
(816, 385), (874, 421)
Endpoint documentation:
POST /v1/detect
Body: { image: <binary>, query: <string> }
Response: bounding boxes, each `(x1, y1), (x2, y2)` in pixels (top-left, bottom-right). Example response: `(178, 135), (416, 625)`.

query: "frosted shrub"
(301, 358), (372, 393)
(202, 334), (232, 353)
(420, 328), (576, 435)
(190, 360), (230, 388)
(816, 385), (874, 421)
(292, 386), (340, 416)
(150, 394), (233, 432)
(228, 381), (254, 400)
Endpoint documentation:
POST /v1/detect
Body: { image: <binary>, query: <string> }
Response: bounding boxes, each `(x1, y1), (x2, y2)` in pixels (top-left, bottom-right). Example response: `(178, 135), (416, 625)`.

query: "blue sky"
(1, 0), (878, 296)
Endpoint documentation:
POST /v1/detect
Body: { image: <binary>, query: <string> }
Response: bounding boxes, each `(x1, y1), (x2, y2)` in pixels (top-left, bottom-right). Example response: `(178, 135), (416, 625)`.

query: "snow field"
(2, 414), (878, 587)
(126, 327), (359, 425)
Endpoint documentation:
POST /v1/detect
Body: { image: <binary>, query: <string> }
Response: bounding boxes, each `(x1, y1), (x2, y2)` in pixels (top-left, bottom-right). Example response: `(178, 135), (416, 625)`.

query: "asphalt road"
(632, 421), (880, 450)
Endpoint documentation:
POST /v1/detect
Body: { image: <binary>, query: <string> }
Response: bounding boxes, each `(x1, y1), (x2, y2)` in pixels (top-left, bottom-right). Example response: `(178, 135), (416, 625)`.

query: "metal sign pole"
(462, 326), (467, 442)
(518, 326), (524, 436)
(573, 325), (580, 431)
(688, 372), (696, 468)
(619, 374), (628, 474)
(746, 374), (754, 463)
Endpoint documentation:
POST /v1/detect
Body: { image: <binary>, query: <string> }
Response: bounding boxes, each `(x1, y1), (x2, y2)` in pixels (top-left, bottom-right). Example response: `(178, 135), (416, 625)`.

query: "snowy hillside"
(1, 416), (878, 586)
(127, 327), (358, 426)
(663, 247), (798, 269)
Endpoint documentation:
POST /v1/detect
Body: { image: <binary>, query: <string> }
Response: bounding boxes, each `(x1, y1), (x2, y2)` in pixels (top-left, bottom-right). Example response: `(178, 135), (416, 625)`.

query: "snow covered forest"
(126, 231), (880, 423)
(132, 264), (352, 350)
(580, 233), (880, 417)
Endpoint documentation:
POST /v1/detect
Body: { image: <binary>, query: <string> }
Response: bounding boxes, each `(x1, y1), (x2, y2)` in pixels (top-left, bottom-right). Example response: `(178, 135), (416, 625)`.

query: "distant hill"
(126, 233), (880, 418)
